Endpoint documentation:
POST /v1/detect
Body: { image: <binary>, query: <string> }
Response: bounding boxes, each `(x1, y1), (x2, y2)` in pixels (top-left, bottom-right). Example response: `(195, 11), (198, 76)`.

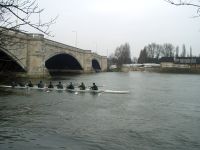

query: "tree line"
(108, 42), (198, 68)
(138, 43), (195, 64)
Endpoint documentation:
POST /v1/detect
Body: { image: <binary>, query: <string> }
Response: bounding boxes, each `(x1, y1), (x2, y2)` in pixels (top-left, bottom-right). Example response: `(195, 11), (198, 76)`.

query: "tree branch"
(165, 0), (200, 7)
(0, 0), (57, 36)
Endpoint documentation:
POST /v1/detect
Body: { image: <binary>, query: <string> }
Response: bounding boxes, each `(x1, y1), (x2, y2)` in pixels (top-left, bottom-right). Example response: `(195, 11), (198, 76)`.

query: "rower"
(48, 81), (54, 89)
(79, 82), (86, 90)
(27, 80), (33, 87)
(11, 81), (18, 88)
(56, 81), (63, 89)
(90, 83), (98, 90)
(67, 82), (74, 89)
(38, 81), (44, 88)
(19, 82), (26, 87)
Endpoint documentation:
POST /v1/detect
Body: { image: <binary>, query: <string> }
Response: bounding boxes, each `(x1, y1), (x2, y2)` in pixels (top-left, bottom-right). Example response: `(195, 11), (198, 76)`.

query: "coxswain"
(79, 82), (86, 90)
(48, 81), (54, 89)
(67, 82), (74, 89)
(56, 81), (63, 89)
(27, 81), (33, 87)
(38, 81), (44, 88)
(90, 83), (98, 90)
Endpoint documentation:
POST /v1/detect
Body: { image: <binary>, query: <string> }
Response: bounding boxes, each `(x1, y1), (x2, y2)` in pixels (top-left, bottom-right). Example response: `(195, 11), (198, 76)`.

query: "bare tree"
(146, 44), (155, 58)
(0, 0), (57, 49)
(0, 0), (56, 34)
(165, 0), (200, 17)
(138, 48), (148, 64)
(108, 53), (117, 67)
(181, 44), (186, 57)
(132, 57), (138, 64)
(114, 43), (132, 67)
(155, 44), (163, 59)
(190, 46), (193, 57)
(145, 43), (162, 59)
(162, 43), (175, 57)
(175, 46), (179, 57)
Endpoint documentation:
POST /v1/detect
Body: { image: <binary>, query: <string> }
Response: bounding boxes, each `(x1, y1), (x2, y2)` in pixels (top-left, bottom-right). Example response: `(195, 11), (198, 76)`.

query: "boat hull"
(0, 85), (129, 94)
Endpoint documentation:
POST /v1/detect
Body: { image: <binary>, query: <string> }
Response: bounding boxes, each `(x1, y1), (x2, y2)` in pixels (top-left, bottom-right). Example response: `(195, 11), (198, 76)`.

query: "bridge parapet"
(44, 39), (91, 54)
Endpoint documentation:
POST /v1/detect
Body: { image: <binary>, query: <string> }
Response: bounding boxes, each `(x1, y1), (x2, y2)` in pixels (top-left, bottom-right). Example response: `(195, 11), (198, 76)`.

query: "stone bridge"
(0, 31), (107, 77)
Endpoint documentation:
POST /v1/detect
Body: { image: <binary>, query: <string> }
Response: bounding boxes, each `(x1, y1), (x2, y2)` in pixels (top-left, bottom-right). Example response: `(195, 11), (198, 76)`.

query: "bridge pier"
(26, 34), (47, 77)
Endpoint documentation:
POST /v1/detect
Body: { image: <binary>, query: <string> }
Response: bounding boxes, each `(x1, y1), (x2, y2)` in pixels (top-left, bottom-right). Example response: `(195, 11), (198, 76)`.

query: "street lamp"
(72, 30), (77, 48)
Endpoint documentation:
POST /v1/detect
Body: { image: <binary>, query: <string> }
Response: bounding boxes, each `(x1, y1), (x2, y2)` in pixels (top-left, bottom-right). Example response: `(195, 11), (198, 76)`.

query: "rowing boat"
(0, 85), (47, 90)
(66, 89), (104, 93)
(47, 87), (66, 91)
(49, 88), (129, 94)
(0, 85), (63, 91)
(0, 85), (130, 94)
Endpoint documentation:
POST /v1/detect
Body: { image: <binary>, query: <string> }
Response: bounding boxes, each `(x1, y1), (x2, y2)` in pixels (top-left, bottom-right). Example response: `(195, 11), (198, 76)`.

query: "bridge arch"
(45, 53), (83, 73)
(92, 59), (101, 71)
(0, 48), (26, 72)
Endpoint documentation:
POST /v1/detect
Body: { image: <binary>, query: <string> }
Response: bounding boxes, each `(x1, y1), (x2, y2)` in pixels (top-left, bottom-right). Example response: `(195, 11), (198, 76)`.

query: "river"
(0, 72), (200, 150)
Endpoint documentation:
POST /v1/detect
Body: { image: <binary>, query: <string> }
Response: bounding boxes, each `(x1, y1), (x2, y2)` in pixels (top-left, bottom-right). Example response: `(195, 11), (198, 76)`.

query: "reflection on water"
(0, 72), (200, 150)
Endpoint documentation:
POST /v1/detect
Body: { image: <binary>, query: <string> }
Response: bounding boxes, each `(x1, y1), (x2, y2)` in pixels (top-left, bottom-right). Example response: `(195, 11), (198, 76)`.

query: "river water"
(0, 72), (200, 150)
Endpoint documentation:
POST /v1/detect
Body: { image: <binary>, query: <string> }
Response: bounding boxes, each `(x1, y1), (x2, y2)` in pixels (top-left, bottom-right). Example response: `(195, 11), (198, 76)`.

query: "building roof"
(159, 57), (174, 63)
(159, 57), (200, 64)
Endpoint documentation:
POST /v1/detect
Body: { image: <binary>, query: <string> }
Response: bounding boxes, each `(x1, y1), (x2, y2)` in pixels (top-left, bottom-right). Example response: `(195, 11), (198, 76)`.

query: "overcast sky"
(34, 0), (200, 57)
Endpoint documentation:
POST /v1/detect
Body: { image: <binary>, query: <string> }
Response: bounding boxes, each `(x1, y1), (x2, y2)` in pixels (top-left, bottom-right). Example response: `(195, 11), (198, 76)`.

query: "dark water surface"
(0, 72), (200, 150)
